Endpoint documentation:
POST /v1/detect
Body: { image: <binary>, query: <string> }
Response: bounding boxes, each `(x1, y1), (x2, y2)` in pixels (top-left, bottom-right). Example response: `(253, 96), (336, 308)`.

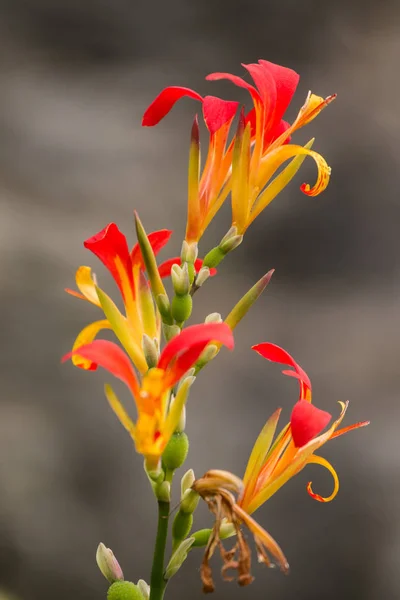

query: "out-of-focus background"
(0, 1), (398, 598)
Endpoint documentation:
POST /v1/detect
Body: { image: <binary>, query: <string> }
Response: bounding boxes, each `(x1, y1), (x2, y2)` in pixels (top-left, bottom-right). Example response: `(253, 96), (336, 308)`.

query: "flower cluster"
(64, 59), (367, 599)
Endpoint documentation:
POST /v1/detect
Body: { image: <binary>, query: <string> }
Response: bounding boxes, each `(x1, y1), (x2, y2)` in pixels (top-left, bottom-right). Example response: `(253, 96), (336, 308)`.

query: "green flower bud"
(195, 266), (210, 288)
(96, 543), (124, 583)
(172, 511), (193, 543)
(181, 241), (198, 263)
(162, 432), (189, 470)
(142, 334), (159, 369)
(195, 344), (218, 371)
(202, 246), (225, 269)
(156, 293), (172, 324)
(180, 469), (195, 496)
(171, 263), (190, 296)
(220, 225), (238, 245)
(107, 581), (144, 600)
(205, 312), (222, 324)
(219, 234), (243, 254)
(162, 323), (181, 341)
(164, 537), (195, 580)
(191, 522), (236, 547)
(136, 580), (150, 600)
(180, 488), (200, 514)
(171, 294), (192, 324)
(155, 480), (171, 503)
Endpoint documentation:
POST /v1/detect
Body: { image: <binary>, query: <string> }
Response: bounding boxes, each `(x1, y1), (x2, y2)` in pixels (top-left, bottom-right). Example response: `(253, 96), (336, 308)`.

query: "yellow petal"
(247, 141), (329, 229)
(104, 383), (136, 437)
(231, 122), (251, 233)
(72, 319), (111, 369)
(306, 454), (339, 502)
(95, 285), (148, 375)
(68, 266), (101, 306)
(186, 117), (201, 242)
(242, 409), (281, 504)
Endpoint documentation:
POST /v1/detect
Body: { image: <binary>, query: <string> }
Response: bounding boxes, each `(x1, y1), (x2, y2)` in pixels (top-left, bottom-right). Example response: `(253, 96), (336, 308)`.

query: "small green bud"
(162, 323), (181, 341)
(107, 581), (144, 600)
(195, 344), (218, 370)
(171, 263), (190, 296)
(205, 312), (222, 324)
(144, 460), (163, 483)
(142, 334), (159, 369)
(156, 294), (172, 323)
(172, 511), (193, 543)
(220, 225), (238, 245)
(195, 266), (210, 288)
(169, 395), (186, 432)
(96, 543), (124, 583)
(191, 522), (236, 547)
(180, 488), (200, 514)
(155, 480), (171, 502)
(219, 234), (243, 254)
(137, 580), (150, 600)
(180, 468), (195, 495)
(171, 294), (192, 323)
(162, 432), (189, 470)
(181, 241), (198, 263)
(164, 537), (195, 580)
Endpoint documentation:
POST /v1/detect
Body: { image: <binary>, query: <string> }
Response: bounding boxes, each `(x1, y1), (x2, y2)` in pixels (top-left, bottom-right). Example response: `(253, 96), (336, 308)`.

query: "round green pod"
(162, 432), (189, 470)
(107, 581), (144, 600)
(171, 294), (193, 323)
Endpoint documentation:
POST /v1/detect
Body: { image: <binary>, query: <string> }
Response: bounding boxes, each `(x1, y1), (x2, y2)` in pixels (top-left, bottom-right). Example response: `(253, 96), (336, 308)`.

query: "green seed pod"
(171, 294), (193, 324)
(172, 510), (193, 543)
(162, 432), (189, 470)
(107, 581), (144, 600)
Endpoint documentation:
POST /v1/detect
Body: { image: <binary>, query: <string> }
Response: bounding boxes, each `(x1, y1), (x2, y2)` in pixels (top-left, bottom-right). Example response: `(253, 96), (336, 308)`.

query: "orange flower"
(63, 323), (234, 466)
(142, 59), (335, 242)
(193, 343), (368, 587)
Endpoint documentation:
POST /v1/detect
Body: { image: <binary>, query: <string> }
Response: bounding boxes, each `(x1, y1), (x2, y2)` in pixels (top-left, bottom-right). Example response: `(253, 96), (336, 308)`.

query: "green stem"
(149, 501), (170, 600)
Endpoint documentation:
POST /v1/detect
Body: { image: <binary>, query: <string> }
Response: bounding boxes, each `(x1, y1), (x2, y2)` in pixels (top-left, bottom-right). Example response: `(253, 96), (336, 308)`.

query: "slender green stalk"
(149, 501), (170, 600)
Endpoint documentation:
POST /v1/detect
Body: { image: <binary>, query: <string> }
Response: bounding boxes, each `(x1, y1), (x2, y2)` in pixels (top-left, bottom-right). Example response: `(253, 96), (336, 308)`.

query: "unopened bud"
(220, 226), (238, 245)
(164, 537), (195, 580)
(144, 460), (163, 483)
(171, 263), (190, 296)
(156, 293), (172, 323)
(96, 543), (124, 583)
(169, 394), (186, 432)
(205, 312), (222, 324)
(195, 344), (218, 370)
(172, 511), (193, 544)
(137, 580), (150, 600)
(219, 234), (243, 254)
(181, 241), (198, 263)
(180, 488), (200, 514)
(162, 432), (189, 471)
(181, 469), (196, 496)
(156, 480), (171, 503)
(162, 323), (181, 341)
(195, 266), (210, 288)
(191, 522), (236, 547)
(171, 294), (192, 323)
(142, 334), (159, 369)
(203, 246), (225, 269)
(177, 370), (196, 391)
(107, 581), (144, 600)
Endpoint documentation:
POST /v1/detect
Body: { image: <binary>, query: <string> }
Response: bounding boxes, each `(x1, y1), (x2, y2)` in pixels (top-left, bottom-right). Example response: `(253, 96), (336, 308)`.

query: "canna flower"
(65, 222), (215, 373)
(142, 59), (335, 242)
(63, 323), (234, 467)
(193, 342), (368, 590)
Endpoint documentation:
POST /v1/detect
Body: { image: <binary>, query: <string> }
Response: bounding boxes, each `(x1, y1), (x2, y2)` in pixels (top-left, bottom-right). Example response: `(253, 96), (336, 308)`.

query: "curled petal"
(290, 400), (331, 448)
(142, 86), (203, 126)
(203, 96), (239, 135)
(70, 319), (111, 370)
(131, 229), (172, 269)
(252, 342), (311, 401)
(65, 266), (100, 306)
(158, 323), (234, 371)
(206, 70), (260, 104)
(306, 454), (339, 502)
(84, 223), (133, 299)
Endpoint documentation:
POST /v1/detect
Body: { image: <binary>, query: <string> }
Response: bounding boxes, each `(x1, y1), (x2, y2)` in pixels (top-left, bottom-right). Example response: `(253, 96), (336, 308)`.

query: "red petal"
(290, 400), (331, 448)
(258, 60), (299, 123)
(84, 223), (132, 297)
(158, 323), (234, 371)
(264, 119), (291, 146)
(202, 95), (239, 135)
(158, 257), (217, 278)
(131, 229), (173, 270)
(252, 342), (312, 400)
(142, 86), (203, 126)
(63, 340), (140, 397)
(206, 71), (260, 104)
(164, 341), (212, 388)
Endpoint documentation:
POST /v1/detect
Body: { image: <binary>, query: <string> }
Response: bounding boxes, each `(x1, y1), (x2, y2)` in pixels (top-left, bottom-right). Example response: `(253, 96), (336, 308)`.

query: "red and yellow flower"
(65, 222), (215, 374)
(142, 59), (335, 242)
(63, 323), (234, 466)
(193, 343), (368, 585)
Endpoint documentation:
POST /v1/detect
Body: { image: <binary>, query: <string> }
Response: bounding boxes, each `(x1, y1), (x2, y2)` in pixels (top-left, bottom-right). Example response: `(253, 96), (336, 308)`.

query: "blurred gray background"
(0, 0), (398, 598)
